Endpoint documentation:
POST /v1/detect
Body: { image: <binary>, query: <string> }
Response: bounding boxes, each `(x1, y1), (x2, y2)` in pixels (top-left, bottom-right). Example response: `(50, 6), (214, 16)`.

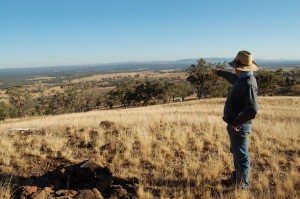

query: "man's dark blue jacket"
(217, 70), (258, 127)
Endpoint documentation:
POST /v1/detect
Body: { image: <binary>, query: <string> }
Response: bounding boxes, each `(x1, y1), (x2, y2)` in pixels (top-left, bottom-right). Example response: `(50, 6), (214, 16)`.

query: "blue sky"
(1, 0), (300, 68)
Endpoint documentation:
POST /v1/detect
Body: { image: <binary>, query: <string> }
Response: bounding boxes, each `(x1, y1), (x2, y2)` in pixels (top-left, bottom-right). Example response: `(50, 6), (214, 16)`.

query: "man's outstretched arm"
(211, 68), (238, 85)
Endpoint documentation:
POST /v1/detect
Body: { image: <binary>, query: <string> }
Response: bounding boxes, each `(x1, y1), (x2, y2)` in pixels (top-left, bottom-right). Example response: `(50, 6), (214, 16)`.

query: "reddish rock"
(23, 185), (38, 195)
(69, 190), (78, 197)
(56, 189), (77, 197)
(30, 190), (48, 199)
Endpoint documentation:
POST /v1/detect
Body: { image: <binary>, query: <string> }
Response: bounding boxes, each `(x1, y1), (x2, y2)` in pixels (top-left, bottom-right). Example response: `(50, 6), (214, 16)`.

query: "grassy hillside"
(0, 97), (299, 198)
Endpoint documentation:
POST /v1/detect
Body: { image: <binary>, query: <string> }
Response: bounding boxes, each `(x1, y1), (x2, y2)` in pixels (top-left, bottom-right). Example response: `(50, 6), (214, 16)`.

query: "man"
(211, 50), (259, 190)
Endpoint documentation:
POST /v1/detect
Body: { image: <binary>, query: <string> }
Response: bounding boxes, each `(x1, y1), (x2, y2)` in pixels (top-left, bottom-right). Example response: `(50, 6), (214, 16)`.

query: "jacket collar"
(238, 71), (253, 78)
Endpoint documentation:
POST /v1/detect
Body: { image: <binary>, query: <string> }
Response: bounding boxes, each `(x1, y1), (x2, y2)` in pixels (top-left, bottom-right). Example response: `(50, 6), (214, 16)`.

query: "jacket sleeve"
(217, 70), (238, 85)
(231, 83), (258, 126)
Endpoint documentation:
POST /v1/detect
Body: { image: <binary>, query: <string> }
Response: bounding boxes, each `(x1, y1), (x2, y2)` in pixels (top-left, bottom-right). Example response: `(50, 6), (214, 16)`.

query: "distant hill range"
(1, 58), (300, 77)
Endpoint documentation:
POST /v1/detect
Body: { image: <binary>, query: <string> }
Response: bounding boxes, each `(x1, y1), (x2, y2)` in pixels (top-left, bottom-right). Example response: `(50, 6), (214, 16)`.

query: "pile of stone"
(15, 160), (138, 199)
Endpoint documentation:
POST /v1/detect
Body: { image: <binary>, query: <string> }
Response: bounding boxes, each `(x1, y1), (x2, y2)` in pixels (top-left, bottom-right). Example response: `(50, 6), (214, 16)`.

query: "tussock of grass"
(0, 96), (300, 198)
(0, 177), (14, 199)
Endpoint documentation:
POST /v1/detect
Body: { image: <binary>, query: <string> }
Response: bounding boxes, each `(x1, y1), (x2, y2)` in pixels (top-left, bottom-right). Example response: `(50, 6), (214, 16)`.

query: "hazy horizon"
(1, 57), (300, 70)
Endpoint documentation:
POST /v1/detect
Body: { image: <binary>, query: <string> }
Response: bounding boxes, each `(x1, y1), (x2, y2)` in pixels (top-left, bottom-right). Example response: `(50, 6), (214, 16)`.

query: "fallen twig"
(2, 128), (36, 135)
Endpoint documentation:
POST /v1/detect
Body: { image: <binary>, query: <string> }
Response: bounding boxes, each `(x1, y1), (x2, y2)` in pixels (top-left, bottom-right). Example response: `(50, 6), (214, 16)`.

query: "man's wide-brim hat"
(229, 50), (259, 71)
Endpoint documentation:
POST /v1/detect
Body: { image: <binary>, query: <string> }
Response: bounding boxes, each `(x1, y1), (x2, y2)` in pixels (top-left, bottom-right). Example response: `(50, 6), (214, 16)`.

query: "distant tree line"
(0, 59), (299, 120)
(105, 80), (193, 108)
(0, 80), (194, 120)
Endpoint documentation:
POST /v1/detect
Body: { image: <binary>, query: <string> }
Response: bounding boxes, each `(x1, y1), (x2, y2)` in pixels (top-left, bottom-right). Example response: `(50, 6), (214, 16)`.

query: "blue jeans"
(227, 124), (251, 190)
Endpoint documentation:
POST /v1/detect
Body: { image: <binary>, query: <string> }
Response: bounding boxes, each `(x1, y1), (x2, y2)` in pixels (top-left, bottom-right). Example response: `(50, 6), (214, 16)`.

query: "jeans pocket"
(239, 131), (248, 138)
(242, 124), (252, 133)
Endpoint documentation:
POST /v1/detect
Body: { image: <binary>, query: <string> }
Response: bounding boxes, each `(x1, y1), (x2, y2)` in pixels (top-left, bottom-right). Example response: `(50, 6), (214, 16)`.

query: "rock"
(95, 177), (113, 193)
(74, 160), (113, 191)
(43, 186), (54, 194)
(75, 189), (103, 199)
(94, 166), (113, 193)
(14, 160), (140, 199)
(74, 161), (99, 182)
(109, 185), (128, 198)
(67, 175), (82, 189)
(100, 121), (119, 136)
(69, 189), (78, 196)
(47, 160), (113, 191)
(112, 177), (139, 194)
(92, 188), (104, 199)
(30, 190), (48, 199)
(100, 121), (117, 131)
(23, 185), (38, 195)
(56, 189), (77, 197)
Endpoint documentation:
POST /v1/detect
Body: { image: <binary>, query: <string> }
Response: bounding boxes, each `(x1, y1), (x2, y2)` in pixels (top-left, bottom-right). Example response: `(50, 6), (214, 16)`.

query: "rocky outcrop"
(15, 160), (138, 199)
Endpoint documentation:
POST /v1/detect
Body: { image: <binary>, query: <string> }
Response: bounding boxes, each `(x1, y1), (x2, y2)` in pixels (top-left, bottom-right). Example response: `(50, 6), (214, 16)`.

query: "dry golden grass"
(0, 177), (14, 199)
(0, 96), (299, 198)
